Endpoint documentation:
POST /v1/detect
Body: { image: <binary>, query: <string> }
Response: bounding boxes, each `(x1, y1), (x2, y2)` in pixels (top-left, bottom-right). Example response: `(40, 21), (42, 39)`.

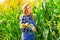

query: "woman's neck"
(24, 13), (30, 16)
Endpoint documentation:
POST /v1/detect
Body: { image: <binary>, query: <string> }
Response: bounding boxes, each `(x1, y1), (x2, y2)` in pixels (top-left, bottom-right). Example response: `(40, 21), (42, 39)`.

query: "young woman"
(20, 4), (37, 40)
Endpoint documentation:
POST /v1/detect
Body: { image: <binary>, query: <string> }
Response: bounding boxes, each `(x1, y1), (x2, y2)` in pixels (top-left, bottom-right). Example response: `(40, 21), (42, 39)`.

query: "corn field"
(0, 0), (60, 40)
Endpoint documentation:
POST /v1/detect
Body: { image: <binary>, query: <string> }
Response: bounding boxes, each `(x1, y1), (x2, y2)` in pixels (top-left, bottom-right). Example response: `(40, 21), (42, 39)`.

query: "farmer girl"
(20, 4), (37, 40)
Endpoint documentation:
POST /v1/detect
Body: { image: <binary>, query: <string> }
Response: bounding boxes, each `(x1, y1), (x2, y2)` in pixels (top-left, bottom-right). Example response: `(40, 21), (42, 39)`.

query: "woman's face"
(26, 5), (32, 15)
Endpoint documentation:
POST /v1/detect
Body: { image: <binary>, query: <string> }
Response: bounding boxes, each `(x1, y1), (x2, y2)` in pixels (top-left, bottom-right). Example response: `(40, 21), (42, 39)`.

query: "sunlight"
(0, 0), (4, 4)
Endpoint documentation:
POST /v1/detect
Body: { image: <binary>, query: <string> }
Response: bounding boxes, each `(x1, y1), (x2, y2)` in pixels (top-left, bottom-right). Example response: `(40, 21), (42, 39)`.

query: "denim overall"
(20, 15), (36, 40)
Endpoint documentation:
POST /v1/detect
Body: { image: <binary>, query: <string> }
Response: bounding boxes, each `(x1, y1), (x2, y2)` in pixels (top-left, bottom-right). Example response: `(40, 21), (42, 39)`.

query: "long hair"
(23, 4), (34, 20)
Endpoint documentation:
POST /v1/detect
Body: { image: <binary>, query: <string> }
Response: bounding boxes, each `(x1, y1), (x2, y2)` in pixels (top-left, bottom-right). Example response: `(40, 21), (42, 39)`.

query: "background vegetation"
(0, 0), (60, 40)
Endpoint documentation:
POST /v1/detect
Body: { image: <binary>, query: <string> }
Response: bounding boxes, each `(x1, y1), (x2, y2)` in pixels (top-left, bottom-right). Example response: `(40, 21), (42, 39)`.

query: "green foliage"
(0, 0), (60, 40)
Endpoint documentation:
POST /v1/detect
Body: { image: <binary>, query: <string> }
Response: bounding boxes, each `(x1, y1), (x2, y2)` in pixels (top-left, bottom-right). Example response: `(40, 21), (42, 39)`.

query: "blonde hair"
(23, 4), (34, 20)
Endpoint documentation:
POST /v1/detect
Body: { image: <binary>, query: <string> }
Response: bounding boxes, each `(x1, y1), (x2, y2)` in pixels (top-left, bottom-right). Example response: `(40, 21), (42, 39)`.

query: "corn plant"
(0, 0), (60, 40)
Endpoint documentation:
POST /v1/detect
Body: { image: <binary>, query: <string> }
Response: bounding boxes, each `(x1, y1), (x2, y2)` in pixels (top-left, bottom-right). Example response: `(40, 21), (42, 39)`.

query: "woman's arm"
(30, 24), (36, 32)
(20, 23), (36, 32)
(20, 23), (30, 29)
(31, 26), (36, 32)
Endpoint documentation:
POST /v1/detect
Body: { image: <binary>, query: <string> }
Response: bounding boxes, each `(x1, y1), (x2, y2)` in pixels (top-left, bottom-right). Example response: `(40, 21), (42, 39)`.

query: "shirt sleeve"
(20, 16), (26, 24)
(20, 16), (26, 29)
(33, 20), (37, 28)
(28, 19), (37, 28)
(31, 19), (37, 29)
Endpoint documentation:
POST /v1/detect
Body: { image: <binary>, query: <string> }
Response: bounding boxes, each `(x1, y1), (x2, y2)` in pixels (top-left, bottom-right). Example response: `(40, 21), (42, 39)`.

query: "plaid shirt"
(20, 15), (36, 40)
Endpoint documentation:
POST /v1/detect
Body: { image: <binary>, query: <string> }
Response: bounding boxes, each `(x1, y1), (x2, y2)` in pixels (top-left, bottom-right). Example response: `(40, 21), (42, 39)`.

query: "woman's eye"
(30, 7), (31, 8)
(28, 8), (29, 9)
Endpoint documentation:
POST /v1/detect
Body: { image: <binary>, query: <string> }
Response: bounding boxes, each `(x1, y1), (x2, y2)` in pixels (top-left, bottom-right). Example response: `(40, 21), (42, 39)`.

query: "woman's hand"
(32, 26), (36, 32)
(30, 24), (36, 32)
